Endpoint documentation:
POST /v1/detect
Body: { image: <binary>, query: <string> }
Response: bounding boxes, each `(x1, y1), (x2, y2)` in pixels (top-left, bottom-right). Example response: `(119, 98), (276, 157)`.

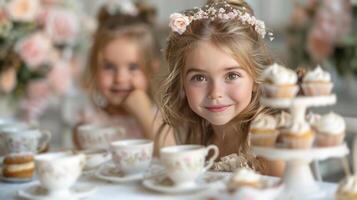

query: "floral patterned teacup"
(35, 152), (85, 198)
(160, 145), (219, 188)
(0, 126), (51, 155)
(110, 139), (153, 176)
(77, 123), (125, 150)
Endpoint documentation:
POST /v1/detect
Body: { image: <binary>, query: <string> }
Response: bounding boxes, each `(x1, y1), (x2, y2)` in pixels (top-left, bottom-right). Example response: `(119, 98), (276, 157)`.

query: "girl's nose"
(208, 81), (223, 100)
(114, 69), (130, 84)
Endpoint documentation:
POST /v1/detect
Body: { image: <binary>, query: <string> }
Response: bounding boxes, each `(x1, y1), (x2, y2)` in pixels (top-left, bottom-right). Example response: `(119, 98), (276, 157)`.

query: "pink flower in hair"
(169, 13), (191, 35)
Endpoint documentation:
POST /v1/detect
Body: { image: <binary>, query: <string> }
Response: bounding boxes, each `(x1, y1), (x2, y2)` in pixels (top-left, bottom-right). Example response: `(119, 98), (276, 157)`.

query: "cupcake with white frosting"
(306, 112), (321, 131)
(250, 114), (279, 147)
(228, 168), (262, 191)
(336, 176), (357, 200)
(275, 111), (293, 130)
(262, 63), (299, 98)
(302, 66), (333, 96)
(315, 112), (345, 147)
(277, 121), (315, 149)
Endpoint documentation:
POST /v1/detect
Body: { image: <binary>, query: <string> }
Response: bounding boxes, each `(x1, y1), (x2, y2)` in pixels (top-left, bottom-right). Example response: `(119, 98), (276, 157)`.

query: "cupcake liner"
(250, 131), (279, 147)
(276, 132), (314, 149)
(315, 132), (345, 147)
(262, 84), (299, 98)
(301, 82), (333, 96)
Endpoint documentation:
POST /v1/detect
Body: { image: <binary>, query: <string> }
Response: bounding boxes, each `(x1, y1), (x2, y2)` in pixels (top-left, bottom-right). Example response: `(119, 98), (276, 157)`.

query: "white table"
(0, 174), (338, 200)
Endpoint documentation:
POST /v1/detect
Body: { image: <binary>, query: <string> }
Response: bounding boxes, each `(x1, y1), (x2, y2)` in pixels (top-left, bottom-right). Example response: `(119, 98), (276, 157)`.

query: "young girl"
(156, 0), (284, 176)
(73, 2), (172, 149)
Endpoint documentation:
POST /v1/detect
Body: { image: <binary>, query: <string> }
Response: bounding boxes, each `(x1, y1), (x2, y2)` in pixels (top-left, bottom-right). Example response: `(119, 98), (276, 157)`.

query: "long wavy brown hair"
(83, 3), (160, 106)
(156, 0), (273, 169)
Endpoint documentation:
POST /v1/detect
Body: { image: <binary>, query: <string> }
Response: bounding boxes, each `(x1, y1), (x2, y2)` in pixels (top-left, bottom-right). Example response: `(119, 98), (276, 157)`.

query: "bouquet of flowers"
(0, 0), (95, 120)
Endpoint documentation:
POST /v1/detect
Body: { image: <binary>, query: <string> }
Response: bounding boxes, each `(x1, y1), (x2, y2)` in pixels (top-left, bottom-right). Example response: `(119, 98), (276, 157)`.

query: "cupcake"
(306, 112), (321, 131)
(315, 112), (345, 147)
(250, 114), (278, 147)
(275, 111), (293, 130)
(336, 176), (357, 200)
(227, 168), (262, 192)
(277, 122), (315, 149)
(262, 63), (299, 98)
(302, 66), (333, 96)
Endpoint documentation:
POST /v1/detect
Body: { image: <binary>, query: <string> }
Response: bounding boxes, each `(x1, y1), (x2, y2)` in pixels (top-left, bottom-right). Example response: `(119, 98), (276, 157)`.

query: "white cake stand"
(253, 144), (348, 199)
(256, 95), (349, 199)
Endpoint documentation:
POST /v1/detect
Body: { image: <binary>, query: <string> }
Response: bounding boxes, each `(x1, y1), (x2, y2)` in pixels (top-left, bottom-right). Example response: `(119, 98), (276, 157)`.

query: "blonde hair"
(156, 0), (273, 169)
(83, 4), (159, 105)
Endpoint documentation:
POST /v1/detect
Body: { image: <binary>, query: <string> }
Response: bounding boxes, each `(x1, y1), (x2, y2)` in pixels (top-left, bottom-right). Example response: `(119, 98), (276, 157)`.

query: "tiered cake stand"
(253, 95), (349, 199)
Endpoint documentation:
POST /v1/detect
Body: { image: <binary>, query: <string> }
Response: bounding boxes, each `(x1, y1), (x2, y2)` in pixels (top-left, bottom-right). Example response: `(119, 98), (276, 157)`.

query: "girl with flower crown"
(73, 1), (175, 149)
(156, 0), (283, 176)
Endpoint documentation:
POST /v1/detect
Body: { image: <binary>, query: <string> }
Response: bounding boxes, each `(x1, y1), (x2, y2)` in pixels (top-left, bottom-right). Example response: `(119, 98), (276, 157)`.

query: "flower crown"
(104, 0), (138, 16)
(169, 1), (274, 41)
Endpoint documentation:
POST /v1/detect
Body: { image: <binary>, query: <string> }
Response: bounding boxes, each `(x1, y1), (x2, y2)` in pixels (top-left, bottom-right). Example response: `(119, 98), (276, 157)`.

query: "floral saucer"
(94, 162), (144, 183)
(17, 183), (96, 200)
(142, 172), (227, 194)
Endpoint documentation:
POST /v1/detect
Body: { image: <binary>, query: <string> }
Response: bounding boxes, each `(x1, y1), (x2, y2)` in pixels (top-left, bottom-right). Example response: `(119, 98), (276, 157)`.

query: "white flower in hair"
(105, 0), (138, 16)
(169, 13), (191, 35)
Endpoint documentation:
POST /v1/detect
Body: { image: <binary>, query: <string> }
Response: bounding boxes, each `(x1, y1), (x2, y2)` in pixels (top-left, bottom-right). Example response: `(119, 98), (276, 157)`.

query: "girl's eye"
(129, 63), (140, 71)
(102, 62), (116, 71)
(226, 72), (241, 81)
(191, 74), (207, 82)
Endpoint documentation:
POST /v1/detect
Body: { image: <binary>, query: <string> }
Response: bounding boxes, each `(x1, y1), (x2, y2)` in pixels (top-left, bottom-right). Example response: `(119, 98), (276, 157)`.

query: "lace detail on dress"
(212, 153), (255, 172)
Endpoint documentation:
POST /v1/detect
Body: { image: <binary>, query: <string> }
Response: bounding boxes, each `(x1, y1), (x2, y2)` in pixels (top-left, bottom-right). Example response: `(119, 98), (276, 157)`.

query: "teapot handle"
(37, 129), (52, 153)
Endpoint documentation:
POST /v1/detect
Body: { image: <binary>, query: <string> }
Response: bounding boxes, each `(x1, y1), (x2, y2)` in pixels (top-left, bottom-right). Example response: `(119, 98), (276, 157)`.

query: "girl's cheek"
(131, 74), (148, 90)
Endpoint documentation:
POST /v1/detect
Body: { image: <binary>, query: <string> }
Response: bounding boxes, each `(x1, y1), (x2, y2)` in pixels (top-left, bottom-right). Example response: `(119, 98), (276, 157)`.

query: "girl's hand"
(122, 89), (153, 117)
(122, 89), (155, 140)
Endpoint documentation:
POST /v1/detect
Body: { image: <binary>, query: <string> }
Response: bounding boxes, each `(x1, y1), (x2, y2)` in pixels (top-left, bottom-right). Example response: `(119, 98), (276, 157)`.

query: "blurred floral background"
(0, 0), (356, 181)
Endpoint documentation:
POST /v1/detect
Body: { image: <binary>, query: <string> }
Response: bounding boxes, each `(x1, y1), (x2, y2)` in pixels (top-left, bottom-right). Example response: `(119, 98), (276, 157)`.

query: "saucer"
(94, 162), (144, 183)
(142, 172), (227, 194)
(17, 183), (96, 200)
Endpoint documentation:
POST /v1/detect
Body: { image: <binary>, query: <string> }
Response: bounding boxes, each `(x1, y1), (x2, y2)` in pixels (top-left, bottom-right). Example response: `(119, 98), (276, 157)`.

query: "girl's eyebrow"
(186, 66), (242, 75)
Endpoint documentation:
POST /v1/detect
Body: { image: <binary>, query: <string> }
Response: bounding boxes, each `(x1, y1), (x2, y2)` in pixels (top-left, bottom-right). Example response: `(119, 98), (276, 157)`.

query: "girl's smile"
(204, 105), (232, 113)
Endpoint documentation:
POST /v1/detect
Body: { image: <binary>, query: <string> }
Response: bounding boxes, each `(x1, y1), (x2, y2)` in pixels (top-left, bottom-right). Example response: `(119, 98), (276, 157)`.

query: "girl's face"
(97, 37), (148, 106)
(183, 41), (254, 126)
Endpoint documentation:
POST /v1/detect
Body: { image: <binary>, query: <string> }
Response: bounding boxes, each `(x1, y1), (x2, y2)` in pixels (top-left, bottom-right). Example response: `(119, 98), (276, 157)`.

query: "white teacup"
(160, 145), (219, 188)
(80, 149), (111, 171)
(77, 124), (125, 150)
(35, 152), (85, 197)
(110, 139), (153, 175)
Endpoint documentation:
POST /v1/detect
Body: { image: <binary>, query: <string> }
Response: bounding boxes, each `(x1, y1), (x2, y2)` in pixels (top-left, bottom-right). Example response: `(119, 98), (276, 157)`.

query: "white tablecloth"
(0, 174), (338, 200)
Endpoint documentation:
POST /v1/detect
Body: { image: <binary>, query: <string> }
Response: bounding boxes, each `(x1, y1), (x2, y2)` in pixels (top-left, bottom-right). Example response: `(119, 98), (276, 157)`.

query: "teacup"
(0, 119), (28, 156)
(77, 124), (125, 150)
(0, 126), (51, 155)
(35, 152), (85, 197)
(110, 139), (153, 175)
(80, 149), (111, 171)
(160, 145), (219, 188)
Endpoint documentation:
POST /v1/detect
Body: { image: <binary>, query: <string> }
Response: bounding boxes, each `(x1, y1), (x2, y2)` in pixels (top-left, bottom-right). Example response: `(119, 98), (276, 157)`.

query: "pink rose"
(48, 61), (72, 95)
(6, 0), (40, 22)
(15, 32), (52, 69)
(169, 13), (191, 35)
(45, 8), (79, 45)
